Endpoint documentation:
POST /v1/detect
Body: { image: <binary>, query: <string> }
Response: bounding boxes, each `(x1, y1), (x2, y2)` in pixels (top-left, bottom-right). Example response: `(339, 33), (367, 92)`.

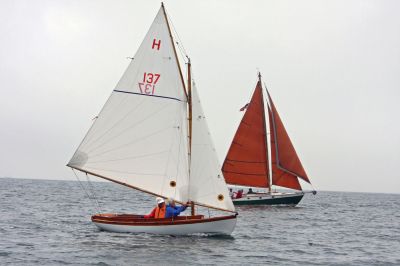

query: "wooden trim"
(161, 3), (188, 100)
(190, 201), (195, 216)
(92, 213), (237, 226)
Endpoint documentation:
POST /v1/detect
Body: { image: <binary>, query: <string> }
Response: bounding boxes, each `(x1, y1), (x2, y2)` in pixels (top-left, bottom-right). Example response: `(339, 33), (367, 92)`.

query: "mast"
(162, 2), (194, 214)
(259, 72), (272, 193)
(161, 2), (188, 99)
(187, 58), (192, 160)
(187, 58), (195, 216)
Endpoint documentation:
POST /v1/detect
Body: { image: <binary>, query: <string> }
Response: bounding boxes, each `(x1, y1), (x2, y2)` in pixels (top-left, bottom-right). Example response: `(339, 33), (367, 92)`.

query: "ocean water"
(0, 178), (399, 265)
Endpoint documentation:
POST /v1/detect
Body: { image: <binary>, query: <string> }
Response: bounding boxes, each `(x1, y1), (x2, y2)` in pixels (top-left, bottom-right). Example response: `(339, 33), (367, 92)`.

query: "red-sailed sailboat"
(222, 73), (316, 206)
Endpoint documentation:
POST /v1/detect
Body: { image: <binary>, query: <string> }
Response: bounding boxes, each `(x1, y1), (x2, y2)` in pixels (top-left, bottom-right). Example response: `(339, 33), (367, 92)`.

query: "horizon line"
(1, 176), (399, 195)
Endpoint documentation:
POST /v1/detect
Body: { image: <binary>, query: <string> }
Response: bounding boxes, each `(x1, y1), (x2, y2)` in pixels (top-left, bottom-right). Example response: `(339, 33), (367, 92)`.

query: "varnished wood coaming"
(92, 213), (237, 226)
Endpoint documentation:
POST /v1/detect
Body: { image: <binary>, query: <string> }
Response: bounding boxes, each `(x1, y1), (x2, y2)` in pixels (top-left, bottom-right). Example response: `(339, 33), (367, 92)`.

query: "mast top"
(258, 71), (262, 82)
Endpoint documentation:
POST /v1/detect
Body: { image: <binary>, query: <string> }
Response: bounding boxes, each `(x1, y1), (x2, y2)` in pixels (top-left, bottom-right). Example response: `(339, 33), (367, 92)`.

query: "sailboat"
(67, 3), (237, 235)
(222, 73), (316, 206)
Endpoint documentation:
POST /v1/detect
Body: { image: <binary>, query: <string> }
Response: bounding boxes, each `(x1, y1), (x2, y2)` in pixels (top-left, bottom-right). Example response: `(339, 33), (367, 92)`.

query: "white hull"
(92, 215), (237, 235)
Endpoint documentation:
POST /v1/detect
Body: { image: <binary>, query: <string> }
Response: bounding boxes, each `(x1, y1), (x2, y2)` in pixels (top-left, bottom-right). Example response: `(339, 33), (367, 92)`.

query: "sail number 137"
(138, 72), (160, 95)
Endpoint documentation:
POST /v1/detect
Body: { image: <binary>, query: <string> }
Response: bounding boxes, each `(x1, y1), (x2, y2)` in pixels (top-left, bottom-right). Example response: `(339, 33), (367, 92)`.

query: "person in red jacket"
(234, 189), (243, 199)
(144, 197), (166, 218)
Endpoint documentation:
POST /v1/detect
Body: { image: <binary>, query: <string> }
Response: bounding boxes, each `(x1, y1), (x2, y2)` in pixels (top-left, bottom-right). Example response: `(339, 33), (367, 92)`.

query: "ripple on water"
(1, 178), (399, 265)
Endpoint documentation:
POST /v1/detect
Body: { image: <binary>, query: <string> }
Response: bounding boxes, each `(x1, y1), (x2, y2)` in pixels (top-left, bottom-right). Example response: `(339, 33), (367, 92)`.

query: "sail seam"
(87, 124), (172, 158)
(225, 159), (267, 163)
(82, 97), (146, 152)
(222, 170), (267, 176)
(85, 150), (170, 164)
(85, 102), (172, 154)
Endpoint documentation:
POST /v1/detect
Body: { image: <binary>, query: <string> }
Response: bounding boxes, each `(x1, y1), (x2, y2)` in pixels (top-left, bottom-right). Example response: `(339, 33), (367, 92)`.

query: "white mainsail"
(68, 7), (190, 202)
(189, 82), (235, 211)
(68, 6), (235, 213)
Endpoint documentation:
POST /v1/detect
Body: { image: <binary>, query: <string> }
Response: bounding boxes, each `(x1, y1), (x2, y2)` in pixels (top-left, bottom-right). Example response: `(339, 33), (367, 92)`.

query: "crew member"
(165, 198), (188, 218)
(144, 197), (166, 218)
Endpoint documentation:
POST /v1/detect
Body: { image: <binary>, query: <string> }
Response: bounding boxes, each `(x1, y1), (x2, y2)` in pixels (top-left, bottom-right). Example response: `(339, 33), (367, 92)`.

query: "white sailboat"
(67, 3), (237, 235)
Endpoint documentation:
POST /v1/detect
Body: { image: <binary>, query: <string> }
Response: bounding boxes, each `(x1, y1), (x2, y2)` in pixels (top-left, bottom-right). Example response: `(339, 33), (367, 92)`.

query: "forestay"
(189, 83), (235, 212)
(67, 7), (190, 202)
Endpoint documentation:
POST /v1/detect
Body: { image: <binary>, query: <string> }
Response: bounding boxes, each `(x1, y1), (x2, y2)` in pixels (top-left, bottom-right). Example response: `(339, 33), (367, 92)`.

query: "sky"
(1, 0), (399, 194)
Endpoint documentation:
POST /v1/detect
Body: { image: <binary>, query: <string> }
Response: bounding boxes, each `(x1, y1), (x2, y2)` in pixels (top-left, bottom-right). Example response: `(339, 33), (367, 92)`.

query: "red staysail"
(267, 91), (310, 187)
(268, 107), (301, 190)
(222, 81), (269, 188)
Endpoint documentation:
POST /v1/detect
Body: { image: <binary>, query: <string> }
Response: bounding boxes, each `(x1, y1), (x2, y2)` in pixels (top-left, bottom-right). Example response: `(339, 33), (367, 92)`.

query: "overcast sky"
(1, 0), (399, 193)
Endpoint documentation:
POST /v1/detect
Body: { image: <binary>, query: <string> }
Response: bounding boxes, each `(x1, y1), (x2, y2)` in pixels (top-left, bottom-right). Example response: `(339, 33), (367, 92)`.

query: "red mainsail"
(222, 81), (269, 188)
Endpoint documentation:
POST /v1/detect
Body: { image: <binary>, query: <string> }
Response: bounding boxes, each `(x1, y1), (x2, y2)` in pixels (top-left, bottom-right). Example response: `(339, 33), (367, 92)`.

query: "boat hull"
(233, 192), (304, 206)
(91, 214), (237, 235)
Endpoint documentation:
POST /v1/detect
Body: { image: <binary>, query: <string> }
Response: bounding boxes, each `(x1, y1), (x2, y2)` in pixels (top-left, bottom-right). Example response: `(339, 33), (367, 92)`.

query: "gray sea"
(0, 178), (399, 265)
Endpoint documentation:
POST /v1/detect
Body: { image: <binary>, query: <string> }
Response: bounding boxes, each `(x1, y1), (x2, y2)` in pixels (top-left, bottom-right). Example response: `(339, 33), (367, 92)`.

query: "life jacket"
(154, 205), (166, 218)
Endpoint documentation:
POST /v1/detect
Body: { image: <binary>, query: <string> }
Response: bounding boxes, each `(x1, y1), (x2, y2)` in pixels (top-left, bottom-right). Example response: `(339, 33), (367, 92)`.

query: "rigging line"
(165, 9), (189, 85)
(85, 173), (102, 214)
(83, 97), (147, 152)
(166, 11), (188, 58)
(310, 183), (317, 193)
(88, 125), (173, 158)
(71, 169), (98, 213)
(84, 102), (171, 154)
(85, 150), (171, 164)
